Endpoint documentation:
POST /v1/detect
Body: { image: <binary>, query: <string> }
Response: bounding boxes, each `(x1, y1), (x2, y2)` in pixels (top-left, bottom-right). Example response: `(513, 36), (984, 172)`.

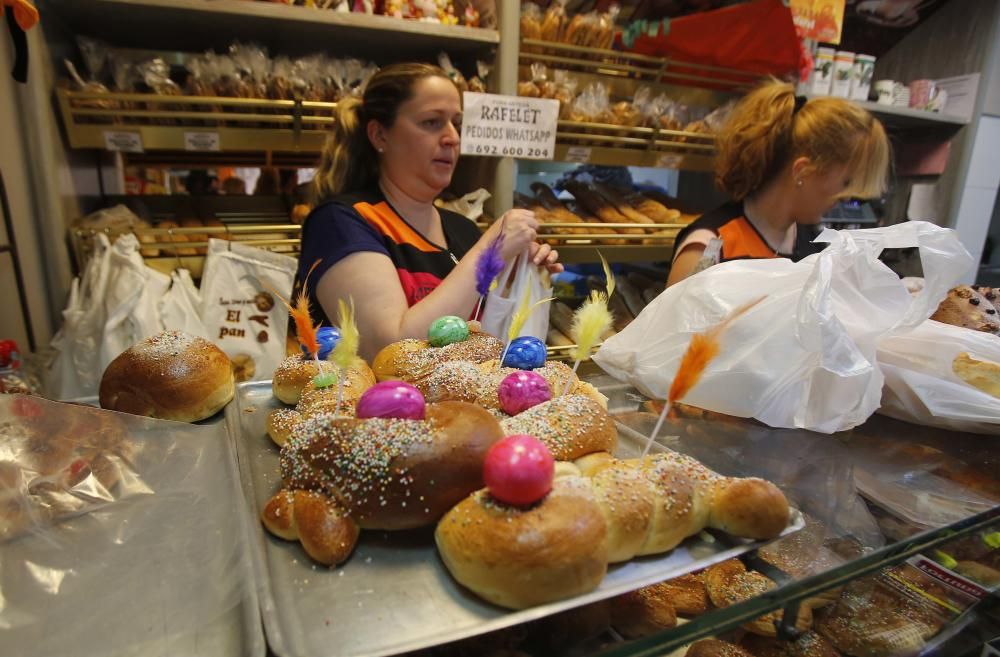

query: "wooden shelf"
(46, 0), (498, 60)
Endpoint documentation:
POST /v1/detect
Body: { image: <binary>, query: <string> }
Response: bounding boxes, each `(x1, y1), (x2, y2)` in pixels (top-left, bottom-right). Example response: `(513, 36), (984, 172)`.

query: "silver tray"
(228, 381), (804, 657)
(1, 400), (265, 657)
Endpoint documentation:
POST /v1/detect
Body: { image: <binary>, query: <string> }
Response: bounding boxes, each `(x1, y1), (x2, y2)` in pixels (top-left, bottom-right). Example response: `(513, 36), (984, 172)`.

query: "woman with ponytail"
(294, 63), (561, 360)
(666, 79), (890, 287)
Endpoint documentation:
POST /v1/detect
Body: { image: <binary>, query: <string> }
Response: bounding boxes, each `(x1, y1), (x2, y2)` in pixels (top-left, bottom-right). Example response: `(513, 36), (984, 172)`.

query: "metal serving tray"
(228, 381), (803, 657)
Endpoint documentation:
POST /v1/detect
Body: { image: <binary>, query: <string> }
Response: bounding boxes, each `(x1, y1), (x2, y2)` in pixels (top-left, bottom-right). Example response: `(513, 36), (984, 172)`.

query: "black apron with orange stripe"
(671, 201), (825, 265)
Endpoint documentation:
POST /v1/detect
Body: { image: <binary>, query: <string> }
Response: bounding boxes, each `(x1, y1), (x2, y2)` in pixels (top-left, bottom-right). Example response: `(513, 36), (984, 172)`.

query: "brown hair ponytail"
(311, 62), (456, 203)
(715, 79), (890, 201)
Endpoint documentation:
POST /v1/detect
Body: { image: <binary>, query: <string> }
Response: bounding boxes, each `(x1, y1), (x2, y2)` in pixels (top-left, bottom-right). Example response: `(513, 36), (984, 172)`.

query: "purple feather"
(475, 231), (506, 297)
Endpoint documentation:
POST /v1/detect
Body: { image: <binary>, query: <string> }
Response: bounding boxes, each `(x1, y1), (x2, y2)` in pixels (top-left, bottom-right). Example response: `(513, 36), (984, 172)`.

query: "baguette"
(549, 299), (577, 338)
(564, 181), (645, 235)
(547, 327), (574, 347)
(607, 292), (634, 332)
(622, 191), (683, 223)
(593, 183), (657, 228)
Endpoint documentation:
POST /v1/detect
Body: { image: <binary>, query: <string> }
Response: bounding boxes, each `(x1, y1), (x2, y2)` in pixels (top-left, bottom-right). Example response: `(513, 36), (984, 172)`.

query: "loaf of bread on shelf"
(704, 559), (812, 636)
(623, 191), (683, 224)
(741, 631), (840, 657)
(614, 274), (647, 318)
(436, 450), (791, 608)
(563, 181), (646, 235)
(99, 331), (235, 423)
(531, 183), (625, 244)
(931, 285), (1000, 333)
(609, 583), (678, 638)
(686, 640), (754, 657)
(547, 327), (574, 347)
(644, 572), (711, 617)
(593, 183), (658, 229)
(372, 322), (504, 382)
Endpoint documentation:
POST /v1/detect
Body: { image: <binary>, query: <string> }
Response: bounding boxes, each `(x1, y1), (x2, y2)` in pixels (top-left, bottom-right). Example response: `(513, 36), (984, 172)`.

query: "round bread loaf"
(435, 475), (609, 609)
(610, 583), (678, 638)
(372, 324), (504, 382)
(99, 331), (235, 422)
(930, 285), (1000, 333)
(279, 401), (504, 530)
(272, 356), (375, 406)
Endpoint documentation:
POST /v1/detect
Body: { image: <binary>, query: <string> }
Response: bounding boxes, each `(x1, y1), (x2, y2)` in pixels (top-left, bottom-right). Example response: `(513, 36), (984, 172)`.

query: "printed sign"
(461, 92), (558, 160)
(184, 131), (221, 152)
(102, 131), (144, 153)
(790, 0), (846, 45)
(564, 146), (592, 163)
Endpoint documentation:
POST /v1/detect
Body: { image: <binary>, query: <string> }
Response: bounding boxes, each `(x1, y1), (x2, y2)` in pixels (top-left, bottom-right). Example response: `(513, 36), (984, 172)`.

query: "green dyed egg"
(428, 315), (469, 347)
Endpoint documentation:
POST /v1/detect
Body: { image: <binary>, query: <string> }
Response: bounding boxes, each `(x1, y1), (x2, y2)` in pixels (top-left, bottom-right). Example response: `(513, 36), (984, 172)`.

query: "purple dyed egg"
(497, 371), (552, 416)
(356, 381), (426, 420)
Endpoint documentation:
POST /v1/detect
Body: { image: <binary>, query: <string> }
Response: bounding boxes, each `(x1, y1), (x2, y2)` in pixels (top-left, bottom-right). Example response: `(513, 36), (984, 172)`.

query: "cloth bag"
(878, 319), (1000, 435)
(481, 250), (552, 342)
(159, 269), (211, 340)
(45, 233), (112, 400)
(98, 234), (170, 371)
(594, 221), (973, 433)
(199, 239), (296, 381)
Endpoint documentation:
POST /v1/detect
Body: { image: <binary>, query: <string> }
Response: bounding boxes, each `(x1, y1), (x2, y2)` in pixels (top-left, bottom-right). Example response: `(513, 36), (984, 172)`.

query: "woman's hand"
(479, 209), (562, 273)
(481, 209), (539, 261)
(529, 242), (563, 274)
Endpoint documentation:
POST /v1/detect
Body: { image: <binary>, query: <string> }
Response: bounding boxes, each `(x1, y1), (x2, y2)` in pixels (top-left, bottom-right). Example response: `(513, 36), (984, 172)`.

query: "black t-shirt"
(671, 201), (826, 265)
(293, 188), (482, 328)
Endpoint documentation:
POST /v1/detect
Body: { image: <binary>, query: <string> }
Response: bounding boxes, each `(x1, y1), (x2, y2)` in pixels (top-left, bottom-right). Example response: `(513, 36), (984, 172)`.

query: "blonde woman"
(667, 80), (891, 287)
(295, 63), (561, 360)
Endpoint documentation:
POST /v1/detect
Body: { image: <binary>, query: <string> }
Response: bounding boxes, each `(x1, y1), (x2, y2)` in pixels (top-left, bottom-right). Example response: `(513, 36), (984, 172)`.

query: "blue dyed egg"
(502, 336), (547, 370)
(428, 316), (469, 347)
(302, 326), (341, 360)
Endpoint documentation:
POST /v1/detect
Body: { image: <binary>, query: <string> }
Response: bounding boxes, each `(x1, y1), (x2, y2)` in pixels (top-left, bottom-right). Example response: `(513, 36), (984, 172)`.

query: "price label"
(184, 131), (221, 151)
(657, 154), (684, 169)
(461, 92), (558, 160)
(103, 131), (143, 153)
(564, 146), (591, 163)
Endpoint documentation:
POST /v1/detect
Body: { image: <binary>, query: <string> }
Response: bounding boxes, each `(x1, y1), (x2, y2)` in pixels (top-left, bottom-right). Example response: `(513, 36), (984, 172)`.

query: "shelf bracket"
(774, 599), (803, 641)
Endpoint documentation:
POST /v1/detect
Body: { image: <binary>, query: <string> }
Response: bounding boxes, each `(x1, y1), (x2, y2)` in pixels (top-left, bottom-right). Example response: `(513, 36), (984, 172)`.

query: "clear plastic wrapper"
(540, 0), (567, 42)
(0, 396), (264, 657)
(438, 52), (468, 93)
(520, 2), (543, 41)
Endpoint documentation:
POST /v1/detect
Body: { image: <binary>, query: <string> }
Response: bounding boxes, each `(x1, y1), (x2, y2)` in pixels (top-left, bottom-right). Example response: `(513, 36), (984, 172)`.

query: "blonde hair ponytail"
(311, 62), (456, 204)
(715, 79), (890, 201)
(312, 97), (377, 202)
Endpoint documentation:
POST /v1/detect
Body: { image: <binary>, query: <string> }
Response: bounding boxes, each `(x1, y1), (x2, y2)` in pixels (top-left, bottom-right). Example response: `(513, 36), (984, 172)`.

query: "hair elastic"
(793, 95), (808, 115)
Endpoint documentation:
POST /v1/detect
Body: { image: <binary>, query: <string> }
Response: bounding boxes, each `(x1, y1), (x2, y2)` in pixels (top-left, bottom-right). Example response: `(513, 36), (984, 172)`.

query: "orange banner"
(790, 0), (845, 45)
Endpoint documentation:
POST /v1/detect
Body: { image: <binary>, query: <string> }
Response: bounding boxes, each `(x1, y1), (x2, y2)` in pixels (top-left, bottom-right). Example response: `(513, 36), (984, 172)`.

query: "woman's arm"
(315, 210), (561, 361)
(666, 243), (707, 288)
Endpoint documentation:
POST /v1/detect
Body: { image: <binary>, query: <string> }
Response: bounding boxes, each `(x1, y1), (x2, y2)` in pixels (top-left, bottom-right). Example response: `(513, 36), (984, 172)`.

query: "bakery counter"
(511, 370), (1000, 657)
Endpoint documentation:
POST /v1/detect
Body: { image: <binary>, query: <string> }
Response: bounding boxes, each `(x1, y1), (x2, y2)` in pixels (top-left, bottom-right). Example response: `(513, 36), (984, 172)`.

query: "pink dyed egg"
(356, 381), (426, 420)
(483, 435), (555, 506)
(497, 370), (552, 415)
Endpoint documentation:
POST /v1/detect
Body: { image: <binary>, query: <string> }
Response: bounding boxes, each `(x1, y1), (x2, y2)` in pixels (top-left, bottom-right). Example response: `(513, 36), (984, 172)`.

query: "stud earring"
(378, 147), (385, 153)
(796, 179), (803, 187)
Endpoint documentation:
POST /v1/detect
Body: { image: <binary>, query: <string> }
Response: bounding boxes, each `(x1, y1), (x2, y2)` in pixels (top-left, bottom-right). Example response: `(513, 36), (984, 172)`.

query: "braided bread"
(413, 358), (607, 411)
(262, 401), (505, 564)
(500, 394), (616, 460)
(272, 356), (375, 405)
(372, 323), (504, 383)
(265, 366), (369, 445)
(436, 451), (790, 608)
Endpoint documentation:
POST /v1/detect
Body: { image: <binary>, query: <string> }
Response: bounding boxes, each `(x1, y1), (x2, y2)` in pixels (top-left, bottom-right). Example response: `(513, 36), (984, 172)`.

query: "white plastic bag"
(481, 250), (552, 342)
(159, 269), (211, 340)
(99, 234), (170, 370)
(594, 221), (973, 433)
(45, 233), (112, 400)
(878, 319), (1000, 434)
(437, 188), (491, 221)
(200, 239), (296, 381)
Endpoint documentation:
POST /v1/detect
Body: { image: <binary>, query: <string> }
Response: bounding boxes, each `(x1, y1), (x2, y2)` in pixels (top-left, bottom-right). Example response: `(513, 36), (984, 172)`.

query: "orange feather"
(667, 295), (766, 404)
(272, 260), (322, 359)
